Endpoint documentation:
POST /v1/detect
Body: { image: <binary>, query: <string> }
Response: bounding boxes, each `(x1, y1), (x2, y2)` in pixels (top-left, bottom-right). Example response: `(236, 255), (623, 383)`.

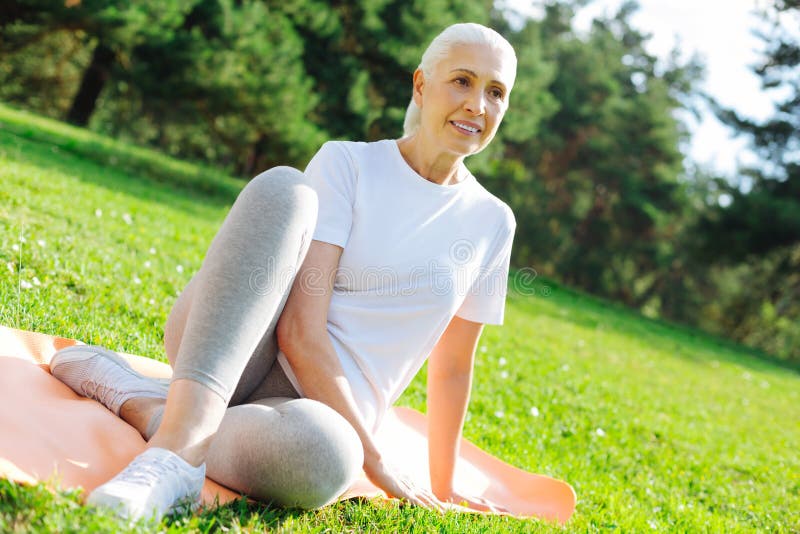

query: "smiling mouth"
(450, 121), (482, 134)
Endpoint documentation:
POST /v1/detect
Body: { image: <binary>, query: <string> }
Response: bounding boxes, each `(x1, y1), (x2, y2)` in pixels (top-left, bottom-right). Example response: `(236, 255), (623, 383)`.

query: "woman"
(50, 22), (517, 522)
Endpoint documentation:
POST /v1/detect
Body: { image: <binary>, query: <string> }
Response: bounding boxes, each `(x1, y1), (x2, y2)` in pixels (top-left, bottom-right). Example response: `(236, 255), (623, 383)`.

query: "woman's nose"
(463, 90), (486, 115)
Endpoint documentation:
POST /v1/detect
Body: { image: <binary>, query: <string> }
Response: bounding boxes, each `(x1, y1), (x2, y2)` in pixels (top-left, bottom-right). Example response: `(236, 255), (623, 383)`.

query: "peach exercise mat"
(0, 326), (576, 524)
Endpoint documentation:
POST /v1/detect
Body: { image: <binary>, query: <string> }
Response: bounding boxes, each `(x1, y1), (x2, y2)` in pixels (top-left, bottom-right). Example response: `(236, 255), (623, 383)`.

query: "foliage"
(691, 0), (800, 361)
(481, 2), (705, 326)
(0, 0), (796, 362)
(1, 0), (323, 174)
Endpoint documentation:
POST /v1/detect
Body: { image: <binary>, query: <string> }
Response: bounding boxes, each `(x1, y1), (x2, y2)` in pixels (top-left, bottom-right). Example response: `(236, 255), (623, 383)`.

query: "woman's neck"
(396, 134), (465, 186)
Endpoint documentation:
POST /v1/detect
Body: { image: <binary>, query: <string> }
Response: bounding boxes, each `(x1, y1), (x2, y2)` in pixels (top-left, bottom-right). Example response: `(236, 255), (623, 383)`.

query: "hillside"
(1, 103), (798, 532)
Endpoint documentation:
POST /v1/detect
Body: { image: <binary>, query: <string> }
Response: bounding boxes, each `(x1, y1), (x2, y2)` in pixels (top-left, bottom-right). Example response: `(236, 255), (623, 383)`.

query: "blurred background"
(1, 0), (798, 362)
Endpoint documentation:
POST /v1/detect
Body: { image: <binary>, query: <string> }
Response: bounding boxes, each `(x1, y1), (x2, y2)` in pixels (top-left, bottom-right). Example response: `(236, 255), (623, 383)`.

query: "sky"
(501, 0), (794, 185)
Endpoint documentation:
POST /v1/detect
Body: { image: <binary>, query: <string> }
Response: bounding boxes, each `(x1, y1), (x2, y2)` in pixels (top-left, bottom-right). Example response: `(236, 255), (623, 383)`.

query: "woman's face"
(414, 42), (515, 157)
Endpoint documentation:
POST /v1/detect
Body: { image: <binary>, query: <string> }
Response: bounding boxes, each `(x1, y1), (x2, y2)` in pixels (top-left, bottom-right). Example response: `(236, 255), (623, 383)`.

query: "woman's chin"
(441, 138), (483, 158)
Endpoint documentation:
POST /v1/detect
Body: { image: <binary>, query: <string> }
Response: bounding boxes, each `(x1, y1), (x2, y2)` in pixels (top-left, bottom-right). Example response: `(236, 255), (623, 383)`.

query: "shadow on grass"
(186, 496), (308, 531)
(0, 106), (242, 213)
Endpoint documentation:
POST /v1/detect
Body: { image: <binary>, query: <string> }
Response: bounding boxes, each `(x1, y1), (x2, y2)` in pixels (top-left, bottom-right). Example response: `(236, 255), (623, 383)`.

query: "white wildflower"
(176, 265), (184, 273)
(122, 213), (133, 225)
(760, 380), (769, 389)
(6, 262), (14, 274)
(595, 428), (606, 437)
(133, 276), (142, 285)
(37, 239), (46, 247)
(144, 260), (152, 269)
(149, 247), (157, 254)
(494, 410), (505, 418)
(530, 406), (540, 417)
(648, 519), (658, 530)
(19, 236), (26, 243)
(498, 357), (507, 366)
(32, 276), (41, 286)
(95, 209), (103, 217)
(12, 244), (19, 252)
(20, 280), (33, 289)
(479, 346), (487, 353)
(500, 370), (509, 379)
(149, 298), (156, 305)
(561, 364), (570, 371)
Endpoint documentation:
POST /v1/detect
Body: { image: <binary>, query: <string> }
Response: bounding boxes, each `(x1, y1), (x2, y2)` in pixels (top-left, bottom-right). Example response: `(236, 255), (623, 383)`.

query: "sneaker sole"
(87, 489), (202, 523)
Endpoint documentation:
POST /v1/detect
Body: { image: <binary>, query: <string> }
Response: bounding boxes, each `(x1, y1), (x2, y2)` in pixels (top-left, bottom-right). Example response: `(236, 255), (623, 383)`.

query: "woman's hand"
(441, 491), (511, 514)
(365, 457), (445, 511)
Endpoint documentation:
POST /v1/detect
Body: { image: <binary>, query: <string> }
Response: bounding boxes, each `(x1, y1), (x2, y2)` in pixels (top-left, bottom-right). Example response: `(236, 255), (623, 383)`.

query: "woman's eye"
(490, 88), (504, 99)
(454, 77), (469, 86)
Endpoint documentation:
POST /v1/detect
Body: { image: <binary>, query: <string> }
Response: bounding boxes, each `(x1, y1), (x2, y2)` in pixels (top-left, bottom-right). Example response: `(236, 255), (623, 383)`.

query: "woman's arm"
(277, 240), (442, 510)
(426, 314), (483, 499)
(427, 315), (509, 512)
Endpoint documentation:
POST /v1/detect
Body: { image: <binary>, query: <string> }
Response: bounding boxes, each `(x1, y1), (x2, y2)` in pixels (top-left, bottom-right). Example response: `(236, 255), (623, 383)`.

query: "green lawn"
(1, 103), (798, 533)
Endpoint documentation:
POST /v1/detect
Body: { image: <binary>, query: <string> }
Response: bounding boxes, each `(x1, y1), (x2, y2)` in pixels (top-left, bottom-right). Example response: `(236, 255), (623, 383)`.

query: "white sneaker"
(87, 447), (206, 522)
(50, 345), (169, 416)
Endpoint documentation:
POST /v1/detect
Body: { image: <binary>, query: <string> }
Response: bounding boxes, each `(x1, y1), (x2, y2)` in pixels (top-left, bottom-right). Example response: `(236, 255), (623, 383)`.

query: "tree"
(689, 0), (800, 360)
(1, 0), (200, 126)
(489, 1), (702, 316)
(284, 0), (492, 142)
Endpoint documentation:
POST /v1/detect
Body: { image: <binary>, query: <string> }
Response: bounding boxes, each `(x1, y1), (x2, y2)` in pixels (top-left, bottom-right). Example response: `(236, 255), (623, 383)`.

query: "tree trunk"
(242, 133), (268, 177)
(66, 42), (114, 126)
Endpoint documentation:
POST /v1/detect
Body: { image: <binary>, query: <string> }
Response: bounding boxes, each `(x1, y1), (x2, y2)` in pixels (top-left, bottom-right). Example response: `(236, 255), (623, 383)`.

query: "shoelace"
(79, 356), (141, 411)
(114, 452), (184, 487)
(82, 379), (122, 411)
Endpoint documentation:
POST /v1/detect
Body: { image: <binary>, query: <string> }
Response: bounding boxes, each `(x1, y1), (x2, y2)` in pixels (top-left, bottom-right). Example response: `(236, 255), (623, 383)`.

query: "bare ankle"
(146, 434), (214, 467)
(119, 397), (166, 436)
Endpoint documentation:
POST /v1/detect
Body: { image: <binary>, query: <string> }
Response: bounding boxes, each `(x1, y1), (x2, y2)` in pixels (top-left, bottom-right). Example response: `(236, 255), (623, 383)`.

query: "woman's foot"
(49, 345), (169, 416)
(86, 447), (206, 522)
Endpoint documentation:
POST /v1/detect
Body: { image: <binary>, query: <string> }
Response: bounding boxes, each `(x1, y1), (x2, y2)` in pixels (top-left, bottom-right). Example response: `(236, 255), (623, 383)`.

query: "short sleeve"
(455, 209), (516, 325)
(306, 141), (357, 248)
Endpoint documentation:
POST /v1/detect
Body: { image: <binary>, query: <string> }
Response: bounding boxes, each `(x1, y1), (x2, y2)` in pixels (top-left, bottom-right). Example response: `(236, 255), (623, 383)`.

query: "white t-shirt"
(277, 139), (516, 432)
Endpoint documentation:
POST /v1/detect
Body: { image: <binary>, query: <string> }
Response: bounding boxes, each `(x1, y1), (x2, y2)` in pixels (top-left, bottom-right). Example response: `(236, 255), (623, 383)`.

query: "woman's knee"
(243, 166), (318, 217)
(208, 398), (363, 510)
(268, 399), (363, 509)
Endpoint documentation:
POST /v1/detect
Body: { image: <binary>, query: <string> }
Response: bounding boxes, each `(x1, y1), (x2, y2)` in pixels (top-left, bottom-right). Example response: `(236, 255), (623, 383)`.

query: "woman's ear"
(412, 68), (425, 108)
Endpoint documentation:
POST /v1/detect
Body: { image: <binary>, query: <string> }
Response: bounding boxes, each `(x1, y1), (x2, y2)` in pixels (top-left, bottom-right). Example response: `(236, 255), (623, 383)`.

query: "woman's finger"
(472, 496), (496, 512)
(475, 496), (510, 514)
(376, 466), (447, 512)
(421, 490), (447, 512)
(398, 490), (429, 509)
(420, 497), (445, 512)
(398, 482), (443, 512)
(419, 494), (443, 512)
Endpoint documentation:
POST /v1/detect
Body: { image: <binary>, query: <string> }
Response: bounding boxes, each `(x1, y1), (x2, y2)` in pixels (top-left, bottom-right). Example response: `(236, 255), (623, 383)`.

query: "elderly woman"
(50, 22), (517, 521)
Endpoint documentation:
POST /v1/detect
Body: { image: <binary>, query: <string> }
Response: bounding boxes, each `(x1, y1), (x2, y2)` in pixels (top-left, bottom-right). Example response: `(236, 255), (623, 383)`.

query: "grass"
(1, 101), (799, 532)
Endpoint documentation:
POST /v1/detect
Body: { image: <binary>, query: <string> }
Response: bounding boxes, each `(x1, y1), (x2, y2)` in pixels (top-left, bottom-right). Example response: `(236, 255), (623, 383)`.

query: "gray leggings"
(150, 166), (362, 509)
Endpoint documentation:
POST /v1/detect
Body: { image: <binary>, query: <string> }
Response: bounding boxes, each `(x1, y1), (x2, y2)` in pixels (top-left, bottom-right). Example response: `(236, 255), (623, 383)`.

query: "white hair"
(402, 23), (517, 138)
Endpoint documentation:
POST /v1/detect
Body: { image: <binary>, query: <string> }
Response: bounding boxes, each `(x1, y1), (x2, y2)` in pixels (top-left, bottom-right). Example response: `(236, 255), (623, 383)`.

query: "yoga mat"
(0, 326), (576, 524)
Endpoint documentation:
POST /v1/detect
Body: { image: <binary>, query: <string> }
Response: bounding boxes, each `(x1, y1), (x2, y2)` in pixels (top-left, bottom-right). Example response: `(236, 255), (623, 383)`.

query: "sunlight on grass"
(1, 104), (798, 532)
